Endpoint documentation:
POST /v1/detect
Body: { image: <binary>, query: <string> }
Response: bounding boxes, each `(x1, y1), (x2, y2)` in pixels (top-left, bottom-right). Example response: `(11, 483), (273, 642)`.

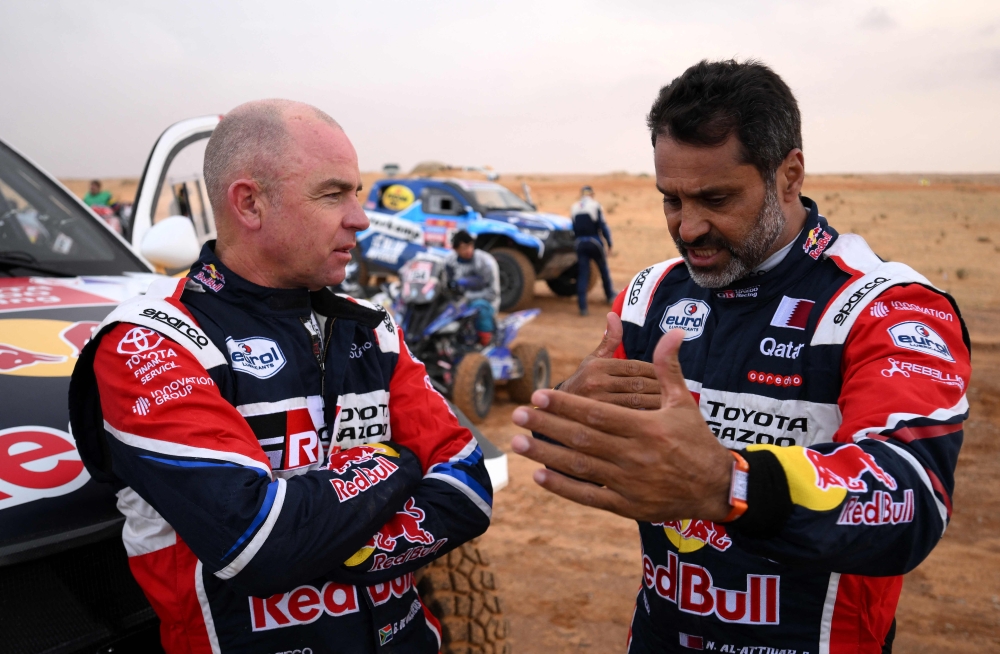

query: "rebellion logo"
(0, 427), (90, 510)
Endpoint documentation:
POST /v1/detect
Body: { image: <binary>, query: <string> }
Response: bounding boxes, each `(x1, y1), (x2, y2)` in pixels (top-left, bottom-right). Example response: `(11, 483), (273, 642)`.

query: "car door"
(130, 115), (220, 249)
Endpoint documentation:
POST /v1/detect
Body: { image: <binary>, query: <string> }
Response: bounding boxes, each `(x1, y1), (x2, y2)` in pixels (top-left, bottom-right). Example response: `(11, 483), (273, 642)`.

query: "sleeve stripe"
(878, 440), (950, 533)
(104, 420), (272, 478)
(221, 480), (279, 560)
(885, 423), (963, 444)
(215, 478), (287, 580)
(137, 455), (267, 476)
(850, 395), (969, 442)
(425, 472), (492, 518)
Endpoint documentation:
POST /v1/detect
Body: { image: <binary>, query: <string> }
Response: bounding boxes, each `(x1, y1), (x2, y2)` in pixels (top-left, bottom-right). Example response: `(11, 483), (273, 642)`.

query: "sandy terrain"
(67, 173), (1000, 652)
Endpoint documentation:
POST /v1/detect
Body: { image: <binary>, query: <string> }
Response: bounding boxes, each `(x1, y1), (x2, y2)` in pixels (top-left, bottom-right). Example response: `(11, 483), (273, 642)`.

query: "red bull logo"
(0, 343), (65, 372)
(805, 444), (897, 493)
(327, 445), (380, 475)
(657, 520), (732, 553)
(193, 263), (225, 292)
(0, 319), (102, 377)
(802, 226), (832, 260)
(373, 498), (435, 550)
(249, 580), (358, 631)
(0, 427), (89, 510)
(642, 552), (779, 625)
(329, 445), (400, 502)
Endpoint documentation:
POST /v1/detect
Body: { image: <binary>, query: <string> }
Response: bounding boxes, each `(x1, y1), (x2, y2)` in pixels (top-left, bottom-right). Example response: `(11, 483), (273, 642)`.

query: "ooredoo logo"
(117, 327), (164, 355)
(659, 299), (710, 340)
(0, 427), (90, 510)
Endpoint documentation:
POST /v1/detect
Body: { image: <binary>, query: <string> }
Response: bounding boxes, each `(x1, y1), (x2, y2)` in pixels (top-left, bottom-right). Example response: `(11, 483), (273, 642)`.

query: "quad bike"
(392, 254), (551, 423)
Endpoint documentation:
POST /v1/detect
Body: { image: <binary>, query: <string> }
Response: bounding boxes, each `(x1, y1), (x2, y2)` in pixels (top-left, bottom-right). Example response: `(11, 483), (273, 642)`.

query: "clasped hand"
(510, 313), (733, 523)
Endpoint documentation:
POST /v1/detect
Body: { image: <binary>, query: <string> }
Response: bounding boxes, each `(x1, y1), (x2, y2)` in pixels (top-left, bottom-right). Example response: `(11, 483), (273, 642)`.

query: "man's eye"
(705, 196), (726, 207)
(662, 196), (681, 209)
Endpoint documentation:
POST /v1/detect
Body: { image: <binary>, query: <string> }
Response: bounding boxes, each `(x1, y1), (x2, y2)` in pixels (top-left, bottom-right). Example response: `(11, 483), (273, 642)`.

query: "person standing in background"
(82, 179), (113, 207)
(571, 186), (615, 316)
(445, 230), (501, 346)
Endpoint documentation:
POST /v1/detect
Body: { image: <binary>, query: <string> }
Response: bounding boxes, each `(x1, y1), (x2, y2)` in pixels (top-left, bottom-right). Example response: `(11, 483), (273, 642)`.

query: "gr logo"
(660, 299), (711, 340)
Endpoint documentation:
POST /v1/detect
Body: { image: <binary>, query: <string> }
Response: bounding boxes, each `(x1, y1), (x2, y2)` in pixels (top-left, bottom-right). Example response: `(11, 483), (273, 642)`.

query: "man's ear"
(227, 179), (265, 231)
(777, 148), (805, 203)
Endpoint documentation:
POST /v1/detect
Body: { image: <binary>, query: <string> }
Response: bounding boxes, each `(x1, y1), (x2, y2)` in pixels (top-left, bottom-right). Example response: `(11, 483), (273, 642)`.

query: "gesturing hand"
(510, 329), (733, 523)
(558, 312), (662, 410)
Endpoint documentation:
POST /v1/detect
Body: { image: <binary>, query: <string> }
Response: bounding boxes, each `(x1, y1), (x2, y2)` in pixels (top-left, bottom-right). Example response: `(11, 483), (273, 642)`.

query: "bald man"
(69, 100), (493, 654)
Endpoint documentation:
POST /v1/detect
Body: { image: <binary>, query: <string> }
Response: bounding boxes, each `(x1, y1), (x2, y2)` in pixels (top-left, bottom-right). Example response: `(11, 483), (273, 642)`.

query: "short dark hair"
(451, 230), (474, 248)
(646, 59), (801, 179)
(90, 179), (101, 187)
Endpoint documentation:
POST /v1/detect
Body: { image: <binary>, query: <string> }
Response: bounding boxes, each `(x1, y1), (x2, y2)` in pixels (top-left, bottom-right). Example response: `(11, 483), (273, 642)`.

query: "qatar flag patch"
(678, 632), (704, 649)
(770, 297), (815, 331)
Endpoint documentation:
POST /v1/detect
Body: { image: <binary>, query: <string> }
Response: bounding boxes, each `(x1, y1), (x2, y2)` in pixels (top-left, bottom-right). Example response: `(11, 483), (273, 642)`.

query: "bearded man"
(511, 60), (970, 653)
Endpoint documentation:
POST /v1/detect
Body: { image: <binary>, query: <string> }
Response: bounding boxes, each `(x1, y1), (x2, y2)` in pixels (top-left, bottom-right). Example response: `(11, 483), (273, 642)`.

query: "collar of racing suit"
(711, 197), (838, 305)
(190, 242), (384, 327)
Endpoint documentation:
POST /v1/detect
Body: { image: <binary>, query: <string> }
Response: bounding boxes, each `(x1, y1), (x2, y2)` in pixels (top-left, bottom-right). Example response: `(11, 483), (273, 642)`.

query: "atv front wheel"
(452, 353), (494, 423)
(545, 261), (599, 297)
(415, 539), (511, 654)
(492, 248), (535, 311)
(507, 343), (550, 403)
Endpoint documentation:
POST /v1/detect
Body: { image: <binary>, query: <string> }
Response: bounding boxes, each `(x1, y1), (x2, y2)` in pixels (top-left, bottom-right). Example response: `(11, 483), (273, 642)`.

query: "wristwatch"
(721, 450), (749, 523)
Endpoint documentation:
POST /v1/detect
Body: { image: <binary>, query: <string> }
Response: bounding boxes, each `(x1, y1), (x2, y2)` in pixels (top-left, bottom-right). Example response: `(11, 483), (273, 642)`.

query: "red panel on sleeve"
(834, 285), (970, 444)
(94, 323), (270, 469)
(388, 329), (476, 471)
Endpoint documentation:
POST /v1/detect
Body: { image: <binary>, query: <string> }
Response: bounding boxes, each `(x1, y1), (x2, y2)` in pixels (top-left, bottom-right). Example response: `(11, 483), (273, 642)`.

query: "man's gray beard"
(678, 183), (787, 289)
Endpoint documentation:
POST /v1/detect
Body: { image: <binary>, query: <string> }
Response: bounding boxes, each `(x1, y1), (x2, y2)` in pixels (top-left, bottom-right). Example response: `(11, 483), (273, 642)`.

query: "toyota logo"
(116, 327), (164, 355)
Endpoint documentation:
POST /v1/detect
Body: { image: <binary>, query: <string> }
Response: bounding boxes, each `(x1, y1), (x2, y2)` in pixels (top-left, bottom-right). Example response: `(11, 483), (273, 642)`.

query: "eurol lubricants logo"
(0, 319), (99, 377)
(659, 299), (710, 340)
(887, 321), (954, 362)
(225, 336), (287, 379)
(0, 426), (90, 510)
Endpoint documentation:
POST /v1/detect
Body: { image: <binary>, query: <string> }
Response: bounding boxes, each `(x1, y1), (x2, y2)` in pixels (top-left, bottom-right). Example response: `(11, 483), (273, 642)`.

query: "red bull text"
(250, 581), (359, 631)
(643, 553), (779, 625)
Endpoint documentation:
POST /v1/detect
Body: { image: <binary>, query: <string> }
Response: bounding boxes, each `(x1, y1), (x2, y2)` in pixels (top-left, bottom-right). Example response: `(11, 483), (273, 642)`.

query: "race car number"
(0, 426), (90, 510)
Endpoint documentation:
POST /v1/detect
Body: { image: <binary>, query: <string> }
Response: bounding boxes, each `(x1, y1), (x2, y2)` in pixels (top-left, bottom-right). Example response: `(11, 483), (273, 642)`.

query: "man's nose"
(343, 197), (370, 232)
(677, 209), (711, 244)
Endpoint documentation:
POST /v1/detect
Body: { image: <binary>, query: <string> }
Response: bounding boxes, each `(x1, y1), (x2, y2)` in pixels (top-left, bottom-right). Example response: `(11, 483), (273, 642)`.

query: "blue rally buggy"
(356, 178), (584, 310)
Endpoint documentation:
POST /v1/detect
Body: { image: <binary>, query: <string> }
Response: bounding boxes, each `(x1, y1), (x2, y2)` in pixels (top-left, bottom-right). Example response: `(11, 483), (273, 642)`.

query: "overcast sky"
(2, 0), (998, 177)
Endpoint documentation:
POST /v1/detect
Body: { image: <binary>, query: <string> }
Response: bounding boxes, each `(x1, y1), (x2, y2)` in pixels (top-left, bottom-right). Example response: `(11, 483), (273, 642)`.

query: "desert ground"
(67, 173), (1000, 652)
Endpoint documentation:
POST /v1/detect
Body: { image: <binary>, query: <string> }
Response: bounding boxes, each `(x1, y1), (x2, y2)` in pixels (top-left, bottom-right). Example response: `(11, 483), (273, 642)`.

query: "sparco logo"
(833, 277), (889, 325)
(139, 308), (210, 348)
(628, 267), (652, 305)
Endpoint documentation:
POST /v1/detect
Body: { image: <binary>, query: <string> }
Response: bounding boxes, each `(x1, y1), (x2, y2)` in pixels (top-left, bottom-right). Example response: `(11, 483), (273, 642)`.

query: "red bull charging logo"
(804, 444), (897, 493)
(656, 519), (732, 553)
(0, 319), (99, 377)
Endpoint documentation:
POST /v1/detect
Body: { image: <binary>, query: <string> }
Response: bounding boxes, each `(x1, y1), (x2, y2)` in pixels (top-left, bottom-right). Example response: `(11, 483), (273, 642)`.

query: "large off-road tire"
(491, 248), (535, 311)
(506, 343), (551, 403)
(544, 261), (599, 297)
(415, 540), (511, 654)
(452, 353), (494, 424)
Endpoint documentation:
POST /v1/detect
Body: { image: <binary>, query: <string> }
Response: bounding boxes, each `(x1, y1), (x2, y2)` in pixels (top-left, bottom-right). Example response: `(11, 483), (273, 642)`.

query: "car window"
(0, 142), (148, 276)
(150, 137), (216, 243)
(468, 186), (532, 212)
(423, 189), (465, 216)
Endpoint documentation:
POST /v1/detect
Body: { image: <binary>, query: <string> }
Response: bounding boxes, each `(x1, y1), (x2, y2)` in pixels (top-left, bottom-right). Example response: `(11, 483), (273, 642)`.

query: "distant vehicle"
(391, 254), (550, 422)
(358, 178), (582, 310)
(0, 117), (511, 654)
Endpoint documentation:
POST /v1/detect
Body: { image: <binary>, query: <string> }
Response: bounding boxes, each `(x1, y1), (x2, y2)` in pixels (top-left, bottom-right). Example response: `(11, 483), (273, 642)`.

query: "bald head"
(203, 99), (341, 219)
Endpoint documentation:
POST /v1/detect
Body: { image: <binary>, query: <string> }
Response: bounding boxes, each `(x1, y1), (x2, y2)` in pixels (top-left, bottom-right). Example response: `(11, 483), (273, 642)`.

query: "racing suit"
(571, 195), (615, 312)
(444, 249), (500, 335)
(608, 199), (969, 653)
(68, 244), (493, 654)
